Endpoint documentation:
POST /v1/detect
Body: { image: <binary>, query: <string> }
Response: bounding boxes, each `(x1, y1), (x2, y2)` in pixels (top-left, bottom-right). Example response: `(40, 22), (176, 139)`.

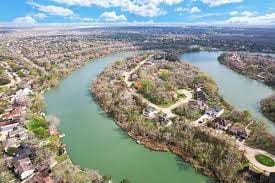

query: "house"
(8, 125), (26, 138)
(13, 157), (34, 180)
(30, 165), (53, 183)
(1, 106), (26, 121)
(16, 144), (33, 158)
(205, 106), (224, 117)
(0, 119), (12, 127)
(0, 123), (19, 136)
(156, 114), (172, 127)
(16, 88), (32, 97)
(142, 107), (157, 118)
(13, 88), (32, 104)
(228, 124), (248, 139)
(31, 173), (53, 183)
(195, 88), (209, 102)
(2, 137), (20, 152)
(18, 132), (29, 141)
(6, 144), (34, 167)
(213, 117), (231, 130)
(48, 125), (58, 135)
(188, 99), (207, 111)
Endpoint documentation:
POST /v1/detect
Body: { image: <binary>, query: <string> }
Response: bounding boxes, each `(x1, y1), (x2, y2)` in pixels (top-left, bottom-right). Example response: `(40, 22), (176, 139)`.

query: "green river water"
(45, 52), (211, 183)
(181, 51), (275, 133)
(45, 51), (275, 183)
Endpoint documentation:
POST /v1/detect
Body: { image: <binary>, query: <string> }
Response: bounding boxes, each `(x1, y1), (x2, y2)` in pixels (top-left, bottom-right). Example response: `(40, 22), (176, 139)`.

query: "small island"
(92, 52), (275, 182)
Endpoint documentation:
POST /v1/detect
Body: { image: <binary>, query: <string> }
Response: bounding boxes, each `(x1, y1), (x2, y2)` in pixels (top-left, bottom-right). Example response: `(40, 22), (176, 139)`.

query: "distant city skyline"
(1, 0), (275, 27)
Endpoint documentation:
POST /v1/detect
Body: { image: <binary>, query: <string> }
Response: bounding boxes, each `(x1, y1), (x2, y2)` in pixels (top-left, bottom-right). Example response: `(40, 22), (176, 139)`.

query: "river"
(44, 52), (211, 183)
(181, 51), (275, 133)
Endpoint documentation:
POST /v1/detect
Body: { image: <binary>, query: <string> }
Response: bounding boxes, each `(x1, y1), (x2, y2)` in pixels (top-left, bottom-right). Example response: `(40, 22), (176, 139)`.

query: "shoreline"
(91, 51), (275, 182)
(42, 51), (137, 173)
(113, 117), (215, 177)
(217, 52), (275, 124)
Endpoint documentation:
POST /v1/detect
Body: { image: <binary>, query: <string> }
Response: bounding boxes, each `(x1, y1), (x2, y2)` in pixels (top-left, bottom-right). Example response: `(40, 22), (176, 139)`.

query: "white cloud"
(229, 11), (254, 16)
(32, 13), (47, 19)
(226, 12), (275, 25)
(240, 11), (254, 17)
(13, 16), (37, 25)
(176, 6), (201, 14)
(100, 11), (127, 22)
(190, 6), (201, 13)
(31, 2), (74, 16)
(154, 0), (184, 5)
(199, 0), (243, 7)
(52, 0), (183, 17)
(229, 10), (239, 15)
(68, 15), (94, 22)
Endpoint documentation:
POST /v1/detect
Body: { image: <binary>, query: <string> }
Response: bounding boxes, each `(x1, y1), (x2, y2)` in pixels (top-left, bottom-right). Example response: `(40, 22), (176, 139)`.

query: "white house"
(0, 123), (19, 136)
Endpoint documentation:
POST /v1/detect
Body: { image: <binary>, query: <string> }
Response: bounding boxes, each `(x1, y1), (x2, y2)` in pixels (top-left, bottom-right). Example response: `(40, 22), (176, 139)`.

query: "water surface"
(181, 51), (275, 133)
(45, 52), (210, 183)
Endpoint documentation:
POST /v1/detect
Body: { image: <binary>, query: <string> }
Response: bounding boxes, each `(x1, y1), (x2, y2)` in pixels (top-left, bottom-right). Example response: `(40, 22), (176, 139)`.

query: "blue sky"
(1, 0), (275, 26)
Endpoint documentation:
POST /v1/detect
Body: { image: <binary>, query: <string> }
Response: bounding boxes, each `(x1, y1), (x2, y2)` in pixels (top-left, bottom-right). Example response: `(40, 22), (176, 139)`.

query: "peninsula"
(0, 26), (275, 182)
(92, 52), (275, 183)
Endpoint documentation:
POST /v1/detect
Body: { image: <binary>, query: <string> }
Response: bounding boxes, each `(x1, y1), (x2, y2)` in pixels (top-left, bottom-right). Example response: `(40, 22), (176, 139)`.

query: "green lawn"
(26, 114), (49, 139)
(158, 100), (177, 108)
(255, 154), (275, 167)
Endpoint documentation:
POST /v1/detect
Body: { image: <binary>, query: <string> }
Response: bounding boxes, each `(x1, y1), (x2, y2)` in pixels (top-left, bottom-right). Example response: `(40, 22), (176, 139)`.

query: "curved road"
(124, 54), (275, 176)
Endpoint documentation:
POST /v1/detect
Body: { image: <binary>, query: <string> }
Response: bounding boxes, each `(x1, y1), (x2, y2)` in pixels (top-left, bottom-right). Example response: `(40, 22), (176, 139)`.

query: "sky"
(1, 0), (275, 26)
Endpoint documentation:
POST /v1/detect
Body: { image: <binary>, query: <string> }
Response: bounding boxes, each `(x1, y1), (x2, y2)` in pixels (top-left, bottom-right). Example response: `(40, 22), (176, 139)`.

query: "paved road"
(133, 90), (192, 118)
(124, 55), (152, 87)
(237, 141), (275, 175)
(193, 114), (211, 126)
(162, 90), (192, 118)
(124, 54), (275, 175)
(123, 57), (192, 118)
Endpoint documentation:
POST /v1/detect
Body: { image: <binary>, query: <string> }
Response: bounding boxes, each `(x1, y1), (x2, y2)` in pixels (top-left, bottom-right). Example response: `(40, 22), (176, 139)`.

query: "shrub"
(0, 77), (11, 85)
(27, 114), (49, 138)
(6, 147), (17, 156)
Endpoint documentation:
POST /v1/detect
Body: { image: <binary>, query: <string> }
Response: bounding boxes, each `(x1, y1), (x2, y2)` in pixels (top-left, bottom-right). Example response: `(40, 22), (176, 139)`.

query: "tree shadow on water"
(112, 127), (132, 140)
(174, 156), (216, 183)
(174, 155), (190, 171)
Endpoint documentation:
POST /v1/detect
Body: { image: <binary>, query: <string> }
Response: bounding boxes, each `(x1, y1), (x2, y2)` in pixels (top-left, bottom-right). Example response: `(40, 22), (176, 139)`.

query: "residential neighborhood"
(93, 52), (275, 183)
(0, 86), (58, 182)
(0, 23), (274, 183)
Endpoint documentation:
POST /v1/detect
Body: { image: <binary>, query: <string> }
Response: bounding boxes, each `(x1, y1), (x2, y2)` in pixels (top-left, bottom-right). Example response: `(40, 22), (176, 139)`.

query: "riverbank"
(92, 52), (253, 182)
(261, 95), (275, 122)
(217, 52), (275, 123)
(0, 47), (136, 182)
(39, 50), (138, 182)
(181, 51), (275, 133)
(111, 114), (214, 178)
(46, 51), (211, 183)
(218, 52), (275, 87)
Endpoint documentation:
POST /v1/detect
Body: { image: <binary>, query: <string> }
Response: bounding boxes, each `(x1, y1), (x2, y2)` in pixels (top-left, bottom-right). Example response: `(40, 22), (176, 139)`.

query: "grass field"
(255, 154), (275, 167)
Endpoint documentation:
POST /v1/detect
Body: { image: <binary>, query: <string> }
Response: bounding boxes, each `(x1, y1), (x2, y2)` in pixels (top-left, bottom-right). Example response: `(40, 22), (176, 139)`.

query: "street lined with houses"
(122, 54), (275, 176)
